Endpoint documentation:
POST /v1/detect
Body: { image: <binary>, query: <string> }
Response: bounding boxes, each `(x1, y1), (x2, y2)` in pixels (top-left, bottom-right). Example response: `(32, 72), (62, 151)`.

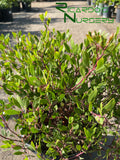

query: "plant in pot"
(96, 0), (104, 15)
(0, 0), (13, 22)
(91, 0), (96, 6)
(102, 0), (115, 18)
(87, 0), (91, 6)
(21, 0), (33, 11)
(0, 12), (120, 160)
(12, 0), (21, 12)
(115, 0), (120, 22)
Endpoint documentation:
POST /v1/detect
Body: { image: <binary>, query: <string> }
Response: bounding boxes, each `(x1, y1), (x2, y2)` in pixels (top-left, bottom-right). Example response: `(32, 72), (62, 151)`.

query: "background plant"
(0, 0), (12, 9)
(0, 0), (20, 9)
(21, 0), (34, 3)
(96, 0), (117, 5)
(0, 12), (120, 160)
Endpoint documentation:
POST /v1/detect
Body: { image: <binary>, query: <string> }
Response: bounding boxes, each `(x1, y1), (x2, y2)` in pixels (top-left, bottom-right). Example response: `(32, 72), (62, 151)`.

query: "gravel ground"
(0, 1), (120, 160)
(0, 1), (120, 43)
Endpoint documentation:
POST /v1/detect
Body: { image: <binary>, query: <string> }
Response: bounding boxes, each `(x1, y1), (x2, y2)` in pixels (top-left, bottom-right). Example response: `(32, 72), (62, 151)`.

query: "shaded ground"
(0, 1), (120, 160)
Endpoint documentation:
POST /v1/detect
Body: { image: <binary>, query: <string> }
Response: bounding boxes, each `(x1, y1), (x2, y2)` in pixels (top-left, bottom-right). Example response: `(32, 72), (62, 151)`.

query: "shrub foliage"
(0, 13), (120, 159)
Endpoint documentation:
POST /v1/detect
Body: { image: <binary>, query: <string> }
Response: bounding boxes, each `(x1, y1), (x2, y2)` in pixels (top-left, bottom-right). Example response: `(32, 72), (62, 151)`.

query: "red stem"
(68, 40), (110, 93)
(70, 52), (104, 91)
(0, 133), (22, 142)
(68, 144), (91, 160)
(0, 115), (21, 138)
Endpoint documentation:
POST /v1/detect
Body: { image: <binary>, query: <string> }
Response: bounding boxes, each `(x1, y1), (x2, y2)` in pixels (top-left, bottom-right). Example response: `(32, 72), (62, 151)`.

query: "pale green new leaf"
(103, 98), (115, 113)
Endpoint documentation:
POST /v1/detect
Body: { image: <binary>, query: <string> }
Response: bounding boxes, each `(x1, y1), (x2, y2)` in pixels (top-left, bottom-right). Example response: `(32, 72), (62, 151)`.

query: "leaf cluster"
(0, 12), (120, 160)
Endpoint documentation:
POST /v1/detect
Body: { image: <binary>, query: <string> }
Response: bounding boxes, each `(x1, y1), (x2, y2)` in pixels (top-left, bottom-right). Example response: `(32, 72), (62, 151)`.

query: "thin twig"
(0, 115), (21, 138)
(0, 133), (22, 142)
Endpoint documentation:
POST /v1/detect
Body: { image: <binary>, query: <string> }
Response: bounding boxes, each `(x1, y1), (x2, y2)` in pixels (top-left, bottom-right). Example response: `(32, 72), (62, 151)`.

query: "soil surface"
(0, 1), (120, 160)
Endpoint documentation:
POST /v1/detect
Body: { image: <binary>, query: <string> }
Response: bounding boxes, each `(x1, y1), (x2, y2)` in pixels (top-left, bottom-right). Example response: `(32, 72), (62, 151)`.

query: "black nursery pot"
(116, 6), (120, 23)
(103, 4), (109, 18)
(12, 2), (21, 12)
(22, 2), (31, 12)
(22, 2), (25, 10)
(103, 5), (114, 18)
(87, 0), (91, 6)
(0, 8), (13, 22)
(0, 9), (2, 21)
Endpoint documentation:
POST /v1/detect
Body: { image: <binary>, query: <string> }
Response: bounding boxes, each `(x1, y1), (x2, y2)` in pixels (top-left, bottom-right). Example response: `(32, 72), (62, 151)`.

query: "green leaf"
(13, 145), (22, 150)
(30, 127), (39, 133)
(70, 57), (76, 65)
(62, 32), (65, 40)
(75, 76), (85, 88)
(18, 31), (22, 37)
(64, 43), (70, 53)
(13, 75), (24, 80)
(12, 32), (17, 38)
(14, 151), (24, 155)
(82, 51), (89, 67)
(0, 44), (5, 50)
(33, 97), (40, 108)
(2, 85), (13, 95)
(16, 51), (22, 59)
(115, 26), (120, 37)
(28, 76), (38, 85)
(0, 99), (5, 106)
(12, 97), (21, 109)
(1, 144), (11, 148)
(95, 116), (104, 125)
(73, 124), (79, 130)
(89, 102), (93, 112)
(39, 14), (44, 22)
(61, 63), (67, 72)
(96, 65), (106, 74)
(24, 157), (29, 160)
(84, 128), (89, 138)
(0, 122), (4, 128)
(82, 143), (88, 150)
(47, 18), (51, 26)
(4, 110), (20, 115)
(40, 99), (48, 105)
(71, 39), (75, 48)
(16, 96), (24, 108)
(80, 66), (85, 76)
(54, 51), (60, 59)
(30, 64), (35, 76)
(97, 150), (102, 156)
(45, 11), (48, 17)
(58, 94), (65, 102)
(31, 141), (35, 149)
(25, 142), (36, 153)
(88, 87), (97, 103)
(1, 129), (6, 136)
(69, 117), (74, 124)
(97, 57), (104, 69)
(86, 34), (93, 42)
(103, 98), (115, 113)
(76, 145), (81, 151)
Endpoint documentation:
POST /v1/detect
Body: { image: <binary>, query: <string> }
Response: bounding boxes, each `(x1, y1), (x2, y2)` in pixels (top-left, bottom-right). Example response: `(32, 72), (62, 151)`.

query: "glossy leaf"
(103, 98), (116, 113)
(4, 110), (20, 115)
(14, 151), (24, 155)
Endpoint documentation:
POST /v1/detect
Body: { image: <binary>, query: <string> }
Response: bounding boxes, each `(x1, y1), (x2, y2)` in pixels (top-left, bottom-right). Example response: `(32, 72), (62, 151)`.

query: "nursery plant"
(114, 1), (120, 22)
(0, 12), (120, 160)
(21, 0), (33, 11)
(12, 0), (21, 12)
(0, 0), (13, 22)
(0, 0), (12, 9)
(21, 0), (34, 5)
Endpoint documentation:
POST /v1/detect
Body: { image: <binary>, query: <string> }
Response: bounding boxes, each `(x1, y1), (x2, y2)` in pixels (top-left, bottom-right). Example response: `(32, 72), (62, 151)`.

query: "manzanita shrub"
(0, 12), (120, 160)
